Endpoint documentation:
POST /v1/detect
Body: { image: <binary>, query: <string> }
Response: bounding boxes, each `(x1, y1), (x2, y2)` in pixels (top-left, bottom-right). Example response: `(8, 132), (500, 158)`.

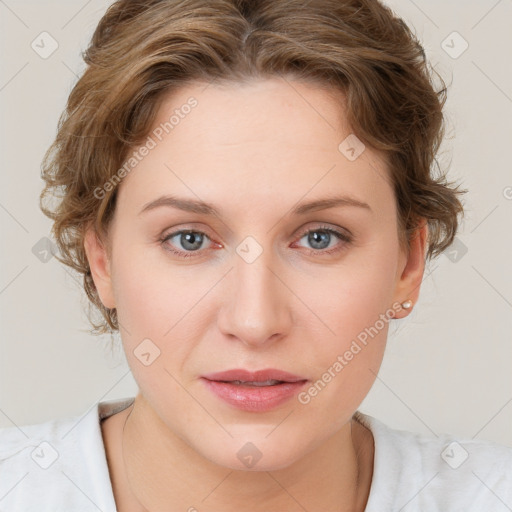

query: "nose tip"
(217, 256), (292, 348)
(234, 326), (285, 349)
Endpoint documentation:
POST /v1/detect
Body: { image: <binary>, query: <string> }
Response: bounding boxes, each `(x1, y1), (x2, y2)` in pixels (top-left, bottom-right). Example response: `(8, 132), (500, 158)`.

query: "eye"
(293, 225), (352, 255)
(161, 229), (215, 258)
(160, 224), (352, 259)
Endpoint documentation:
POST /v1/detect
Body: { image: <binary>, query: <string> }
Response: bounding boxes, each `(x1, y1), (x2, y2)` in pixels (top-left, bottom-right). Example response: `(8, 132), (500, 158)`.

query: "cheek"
(296, 295), (390, 431)
(111, 242), (199, 332)
(110, 243), (218, 372)
(294, 240), (398, 415)
(301, 237), (398, 344)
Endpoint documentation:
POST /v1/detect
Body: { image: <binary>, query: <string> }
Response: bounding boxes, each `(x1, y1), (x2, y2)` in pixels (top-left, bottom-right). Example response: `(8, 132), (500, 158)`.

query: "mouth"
(202, 368), (307, 382)
(201, 369), (308, 412)
(216, 379), (290, 387)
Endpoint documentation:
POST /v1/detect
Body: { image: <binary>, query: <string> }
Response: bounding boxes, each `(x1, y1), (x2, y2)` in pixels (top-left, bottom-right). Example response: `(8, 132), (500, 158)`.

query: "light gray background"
(1, 0), (511, 447)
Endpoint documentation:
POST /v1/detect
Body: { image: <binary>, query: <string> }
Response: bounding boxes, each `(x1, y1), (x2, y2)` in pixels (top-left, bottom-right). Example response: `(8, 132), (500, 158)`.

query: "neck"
(117, 394), (373, 512)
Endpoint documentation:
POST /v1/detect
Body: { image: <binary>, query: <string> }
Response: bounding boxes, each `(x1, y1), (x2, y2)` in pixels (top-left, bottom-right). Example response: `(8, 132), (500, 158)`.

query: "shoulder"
(355, 411), (512, 511)
(0, 398), (133, 511)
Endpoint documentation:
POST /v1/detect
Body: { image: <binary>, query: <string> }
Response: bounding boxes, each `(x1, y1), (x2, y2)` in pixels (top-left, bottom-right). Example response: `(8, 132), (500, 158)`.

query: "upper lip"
(202, 369), (307, 383)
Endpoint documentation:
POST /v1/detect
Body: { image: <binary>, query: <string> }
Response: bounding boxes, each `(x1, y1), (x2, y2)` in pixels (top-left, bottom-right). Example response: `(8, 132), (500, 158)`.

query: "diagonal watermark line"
(365, 155), (393, 189)
(265, 409), (295, 438)
(63, 266), (82, 287)
(471, 0), (503, 30)
(470, 205), (499, 233)
(164, 163), (234, 236)
(199, 74), (220, 94)
(266, 164), (337, 234)
(61, 0), (93, 29)
(471, 265), (512, 308)
(0, 202), (29, 233)
(201, 470), (234, 502)
(0, 265), (29, 296)
(280, 73), (337, 131)
(370, 369), (439, 437)
(61, 370), (132, 440)
(0, 0), (29, 28)
(471, 396), (512, 439)
(163, 367), (233, 438)
(266, 266), (336, 336)
(472, 61), (512, 104)
(62, 267), (132, 335)
(61, 60), (79, 79)
(61, 471), (103, 511)
(0, 406), (29, 438)
(265, 472), (311, 512)
(116, 318), (132, 337)
(0, 472), (29, 504)
(407, 0), (439, 28)
(397, 472), (439, 511)
(420, 261), (439, 284)
(163, 267), (233, 337)
(472, 471), (512, 511)
(0, 62), (29, 92)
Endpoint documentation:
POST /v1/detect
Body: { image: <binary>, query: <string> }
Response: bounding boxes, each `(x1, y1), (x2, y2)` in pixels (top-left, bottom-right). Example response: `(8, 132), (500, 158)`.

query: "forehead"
(116, 77), (393, 221)
(152, 77), (352, 157)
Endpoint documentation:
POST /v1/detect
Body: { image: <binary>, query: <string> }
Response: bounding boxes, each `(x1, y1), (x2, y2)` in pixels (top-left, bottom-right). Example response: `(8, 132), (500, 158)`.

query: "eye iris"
(308, 231), (331, 250)
(181, 232), (203, 251)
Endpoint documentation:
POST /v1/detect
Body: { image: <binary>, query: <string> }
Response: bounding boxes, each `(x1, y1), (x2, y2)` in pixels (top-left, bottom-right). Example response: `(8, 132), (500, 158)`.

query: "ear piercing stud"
(401, 299), (413, 309)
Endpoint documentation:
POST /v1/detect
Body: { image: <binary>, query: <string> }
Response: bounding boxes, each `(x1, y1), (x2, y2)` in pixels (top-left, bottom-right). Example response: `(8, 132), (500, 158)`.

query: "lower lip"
(201, 378), (308, 412)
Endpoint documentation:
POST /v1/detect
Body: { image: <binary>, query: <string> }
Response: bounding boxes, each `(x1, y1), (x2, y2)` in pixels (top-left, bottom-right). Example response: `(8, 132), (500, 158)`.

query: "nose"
(217, 245), (293, 348)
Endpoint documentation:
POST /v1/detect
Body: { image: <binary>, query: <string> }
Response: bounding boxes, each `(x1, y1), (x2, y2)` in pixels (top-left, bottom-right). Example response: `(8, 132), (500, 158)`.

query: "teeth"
(229, 379), (283, 386)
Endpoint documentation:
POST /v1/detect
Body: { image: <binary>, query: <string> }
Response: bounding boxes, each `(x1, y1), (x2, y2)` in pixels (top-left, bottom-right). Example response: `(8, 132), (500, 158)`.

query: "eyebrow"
(139, 194), (372, 217)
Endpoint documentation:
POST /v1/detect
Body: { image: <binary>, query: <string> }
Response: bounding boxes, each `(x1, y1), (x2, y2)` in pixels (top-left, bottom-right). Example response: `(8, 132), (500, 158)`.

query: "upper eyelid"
(162, 223), (348, 237)
(161, 224), (351, 247)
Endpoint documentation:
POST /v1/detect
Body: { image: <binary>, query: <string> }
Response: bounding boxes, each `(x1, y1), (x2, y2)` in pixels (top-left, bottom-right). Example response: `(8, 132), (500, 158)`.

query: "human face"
(90, 77), (420, 471)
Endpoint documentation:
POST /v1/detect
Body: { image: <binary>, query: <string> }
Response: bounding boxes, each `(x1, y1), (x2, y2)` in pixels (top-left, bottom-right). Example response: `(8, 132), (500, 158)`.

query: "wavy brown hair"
(40, 0), (467, 334)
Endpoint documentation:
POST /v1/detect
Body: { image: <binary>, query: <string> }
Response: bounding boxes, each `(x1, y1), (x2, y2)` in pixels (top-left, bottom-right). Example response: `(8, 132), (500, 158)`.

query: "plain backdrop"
(0, 0), (511, 447)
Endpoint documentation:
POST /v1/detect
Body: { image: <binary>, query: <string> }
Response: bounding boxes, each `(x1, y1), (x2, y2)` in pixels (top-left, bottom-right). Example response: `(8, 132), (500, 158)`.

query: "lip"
(201, 368), (308, 412)
(202, 368), (307, 383)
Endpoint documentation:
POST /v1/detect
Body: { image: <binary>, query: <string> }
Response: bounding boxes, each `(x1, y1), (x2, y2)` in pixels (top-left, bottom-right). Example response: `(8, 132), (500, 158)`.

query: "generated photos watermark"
(93, 96), (198, 200)
(298, 301), (404, 405)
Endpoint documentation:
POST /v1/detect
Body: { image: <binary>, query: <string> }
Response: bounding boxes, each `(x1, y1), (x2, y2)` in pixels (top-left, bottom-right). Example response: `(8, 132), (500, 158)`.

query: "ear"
(391, 221), (428, 319)
(83, 227), (116, 309)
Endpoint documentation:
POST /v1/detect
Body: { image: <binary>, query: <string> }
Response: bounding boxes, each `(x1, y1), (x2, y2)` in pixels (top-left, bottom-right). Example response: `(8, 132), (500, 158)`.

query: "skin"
(85, 77), (428, 511)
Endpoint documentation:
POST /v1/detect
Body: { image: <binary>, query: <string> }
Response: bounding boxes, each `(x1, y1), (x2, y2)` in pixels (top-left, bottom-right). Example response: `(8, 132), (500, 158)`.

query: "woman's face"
(88, 77), (425, 470)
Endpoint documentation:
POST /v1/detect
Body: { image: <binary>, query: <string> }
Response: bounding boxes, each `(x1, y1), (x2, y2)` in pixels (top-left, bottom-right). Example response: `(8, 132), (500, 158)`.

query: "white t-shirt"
(1, 396), (511, 511)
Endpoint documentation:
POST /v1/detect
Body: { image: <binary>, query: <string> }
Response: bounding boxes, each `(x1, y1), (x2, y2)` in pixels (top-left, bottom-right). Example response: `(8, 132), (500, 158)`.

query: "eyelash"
(159, 225), (353, 259)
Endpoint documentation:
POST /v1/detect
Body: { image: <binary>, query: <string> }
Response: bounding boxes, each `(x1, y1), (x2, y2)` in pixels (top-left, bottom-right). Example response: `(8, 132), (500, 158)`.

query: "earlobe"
(83, 228), (116, 309)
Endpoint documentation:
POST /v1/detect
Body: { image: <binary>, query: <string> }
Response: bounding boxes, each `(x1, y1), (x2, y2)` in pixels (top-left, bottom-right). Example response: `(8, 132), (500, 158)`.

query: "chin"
(197, 435), (307, 473)
(215, 453), (299, 473)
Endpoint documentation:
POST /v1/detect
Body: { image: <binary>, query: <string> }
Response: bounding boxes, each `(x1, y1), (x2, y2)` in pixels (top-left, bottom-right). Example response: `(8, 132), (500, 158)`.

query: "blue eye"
(161, 230), (210, 258)
(160, 225), (352, 259)
(295, 226), (352, 255)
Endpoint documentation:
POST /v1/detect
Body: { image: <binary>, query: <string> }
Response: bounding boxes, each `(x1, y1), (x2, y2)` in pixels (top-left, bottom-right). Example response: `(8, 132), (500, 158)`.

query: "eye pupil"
(181, 232), (203, 251)
(165, 227), (345, 258)
(308, 231), (330, 249)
